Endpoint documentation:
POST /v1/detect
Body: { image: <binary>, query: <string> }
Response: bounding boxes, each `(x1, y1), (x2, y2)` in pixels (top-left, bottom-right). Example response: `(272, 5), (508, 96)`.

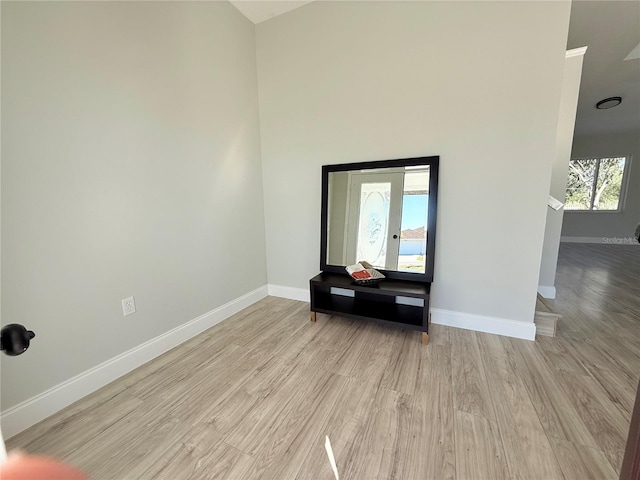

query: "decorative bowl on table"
(345, 262), (386, 285)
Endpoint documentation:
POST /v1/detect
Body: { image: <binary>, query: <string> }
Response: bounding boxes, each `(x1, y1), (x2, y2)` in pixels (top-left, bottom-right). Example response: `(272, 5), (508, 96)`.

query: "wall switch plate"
(122, 296), (136, 316)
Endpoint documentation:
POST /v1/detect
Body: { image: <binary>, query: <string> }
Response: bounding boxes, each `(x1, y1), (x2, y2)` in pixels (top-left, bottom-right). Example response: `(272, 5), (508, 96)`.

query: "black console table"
(309, 273), (431, 344)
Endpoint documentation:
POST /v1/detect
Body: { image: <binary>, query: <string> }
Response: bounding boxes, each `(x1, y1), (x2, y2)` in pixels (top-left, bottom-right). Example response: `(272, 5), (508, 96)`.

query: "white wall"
(257, 1), (571, 327)
(327, 171), (349, 265)
(1, 2), (266, 411)
(538, 50), (586, 298)
(561, 129), (640, 241)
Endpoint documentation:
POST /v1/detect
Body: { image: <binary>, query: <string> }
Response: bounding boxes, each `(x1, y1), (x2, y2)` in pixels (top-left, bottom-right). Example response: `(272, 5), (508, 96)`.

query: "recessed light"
(595, 97), (622, 109)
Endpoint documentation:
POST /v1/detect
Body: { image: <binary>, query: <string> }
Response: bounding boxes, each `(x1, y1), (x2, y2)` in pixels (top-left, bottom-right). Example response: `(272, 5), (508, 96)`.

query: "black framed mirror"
(320, 155), (439, 282)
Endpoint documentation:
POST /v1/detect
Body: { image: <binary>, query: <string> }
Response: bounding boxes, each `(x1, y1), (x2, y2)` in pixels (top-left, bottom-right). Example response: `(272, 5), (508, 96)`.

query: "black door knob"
(1, 324), (36, 356)
(392, 234), (398, 239)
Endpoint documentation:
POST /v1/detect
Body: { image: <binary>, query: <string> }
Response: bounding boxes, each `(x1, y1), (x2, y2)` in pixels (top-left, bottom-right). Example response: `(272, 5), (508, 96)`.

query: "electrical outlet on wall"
(122, 296), (136, 316)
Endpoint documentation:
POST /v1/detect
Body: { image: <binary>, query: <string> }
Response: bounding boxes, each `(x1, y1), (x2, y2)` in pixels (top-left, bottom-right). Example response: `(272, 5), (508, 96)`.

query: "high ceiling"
(230, 1), (639, 138)
(229, 0), (312, 24)
(567, 1), (640, 137)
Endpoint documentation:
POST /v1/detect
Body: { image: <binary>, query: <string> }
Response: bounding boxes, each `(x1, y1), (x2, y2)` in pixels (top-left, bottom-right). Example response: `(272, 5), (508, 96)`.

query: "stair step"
(535, 294), (561, 337)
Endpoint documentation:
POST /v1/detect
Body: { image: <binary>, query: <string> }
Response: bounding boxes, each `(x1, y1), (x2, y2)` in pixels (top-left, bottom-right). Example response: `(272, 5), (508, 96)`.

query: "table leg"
(310, 311), (317, 323)
(421, 332), (430, 345)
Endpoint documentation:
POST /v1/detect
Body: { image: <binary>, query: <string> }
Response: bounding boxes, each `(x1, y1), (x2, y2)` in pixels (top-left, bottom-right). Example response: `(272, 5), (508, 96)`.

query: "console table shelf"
(309, 273), (431, 344)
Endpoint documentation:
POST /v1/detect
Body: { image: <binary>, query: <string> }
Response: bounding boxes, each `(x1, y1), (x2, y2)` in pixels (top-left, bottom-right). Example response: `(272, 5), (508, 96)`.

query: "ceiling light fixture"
(595, 97), (622, 109)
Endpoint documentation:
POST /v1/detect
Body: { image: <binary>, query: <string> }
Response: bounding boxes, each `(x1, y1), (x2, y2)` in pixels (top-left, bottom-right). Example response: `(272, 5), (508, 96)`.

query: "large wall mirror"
(320, 156), (439, 282)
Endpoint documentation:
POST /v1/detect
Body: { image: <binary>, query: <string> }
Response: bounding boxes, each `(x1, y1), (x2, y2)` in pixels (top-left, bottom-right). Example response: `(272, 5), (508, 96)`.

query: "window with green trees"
(565, 157), (628, 211)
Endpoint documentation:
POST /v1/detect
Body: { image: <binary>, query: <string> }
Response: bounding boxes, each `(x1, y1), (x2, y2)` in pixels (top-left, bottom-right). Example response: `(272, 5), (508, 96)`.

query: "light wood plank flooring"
(7, 244), (640, 479)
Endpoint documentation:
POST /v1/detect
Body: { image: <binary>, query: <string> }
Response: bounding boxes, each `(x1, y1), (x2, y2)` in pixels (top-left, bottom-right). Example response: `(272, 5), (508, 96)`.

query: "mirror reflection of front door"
(346, 172), (404, 270)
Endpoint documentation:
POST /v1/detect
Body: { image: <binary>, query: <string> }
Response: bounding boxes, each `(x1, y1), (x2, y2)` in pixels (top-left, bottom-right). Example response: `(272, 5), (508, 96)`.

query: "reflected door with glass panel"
(345, 172), (403, 271)
(333, 169), (431, 274)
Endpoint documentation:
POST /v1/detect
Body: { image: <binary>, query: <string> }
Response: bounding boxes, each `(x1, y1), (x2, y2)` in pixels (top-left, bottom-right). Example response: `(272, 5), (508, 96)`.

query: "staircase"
(534, 294), (561, 337)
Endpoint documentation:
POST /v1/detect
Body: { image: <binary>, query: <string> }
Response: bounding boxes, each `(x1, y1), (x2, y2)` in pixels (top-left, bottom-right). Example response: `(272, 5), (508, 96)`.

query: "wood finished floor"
(7, 244), (640, 479)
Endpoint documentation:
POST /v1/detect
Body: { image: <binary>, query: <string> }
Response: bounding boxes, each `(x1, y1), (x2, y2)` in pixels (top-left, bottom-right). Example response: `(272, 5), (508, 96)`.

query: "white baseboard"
(560, 236), (603, 243)
(268, 283), (535, 340)
(268, 284), (309, 302)
(430, 308), (536, 341)
(537, 285), (557, 299)
(0, 285), (268, 439)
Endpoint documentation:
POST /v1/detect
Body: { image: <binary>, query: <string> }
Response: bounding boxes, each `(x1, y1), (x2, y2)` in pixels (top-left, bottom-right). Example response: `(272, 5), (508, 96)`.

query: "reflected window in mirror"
(399, 169), (430, 273)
